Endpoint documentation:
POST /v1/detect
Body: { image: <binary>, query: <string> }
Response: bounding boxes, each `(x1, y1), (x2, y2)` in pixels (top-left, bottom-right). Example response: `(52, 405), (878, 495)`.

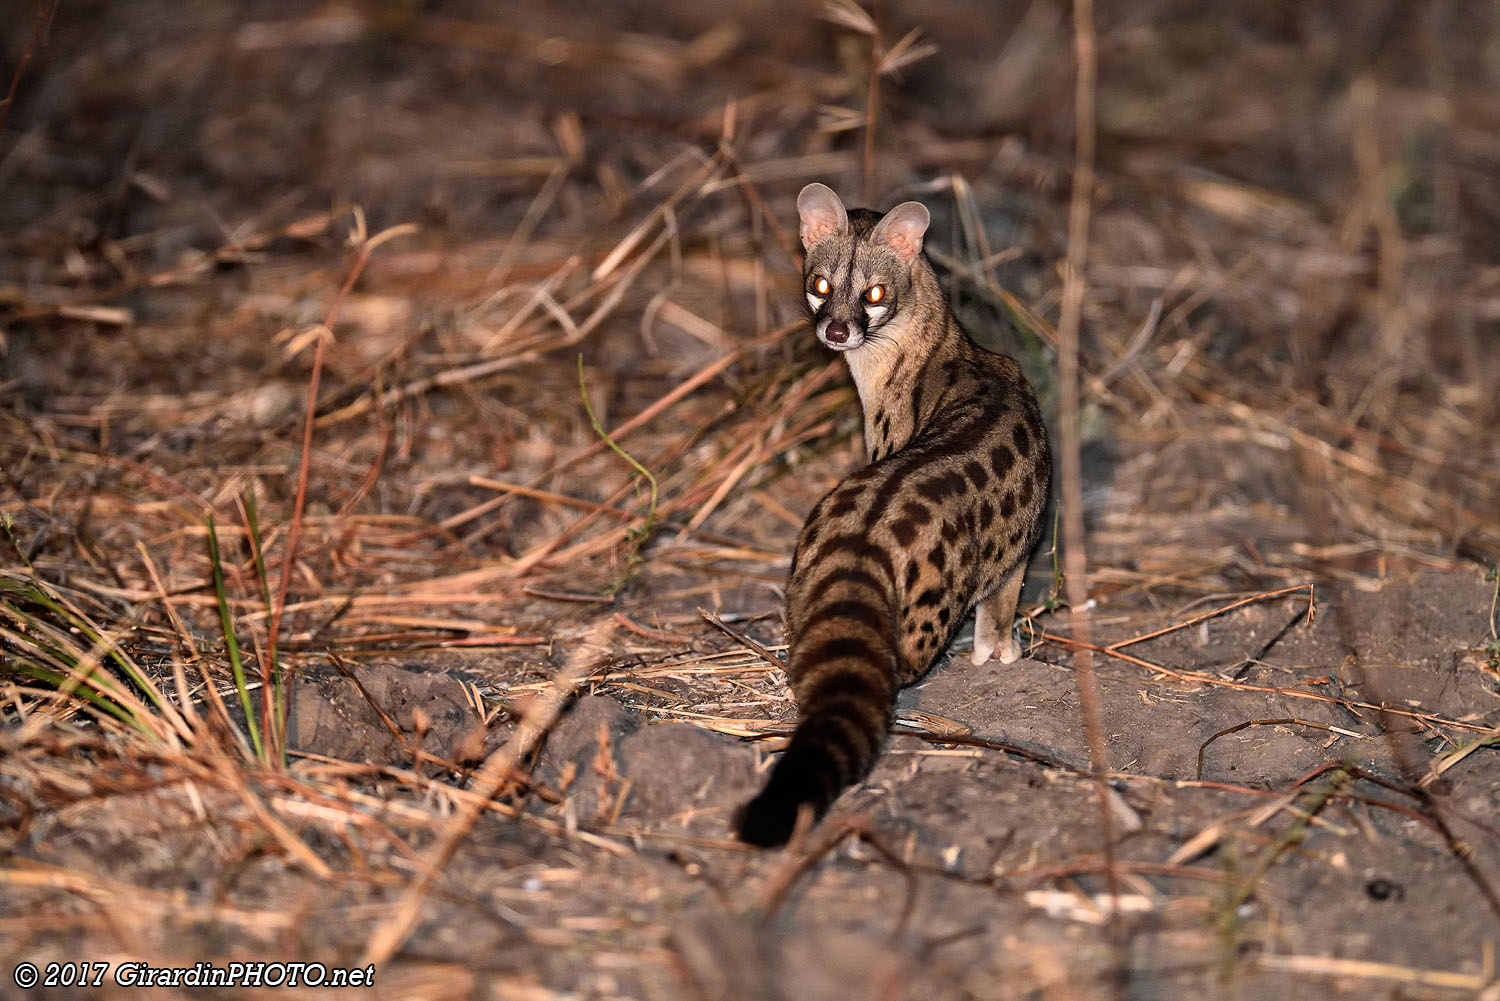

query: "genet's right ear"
(870, 201), (930, 265)
(797, 183), (849, 250)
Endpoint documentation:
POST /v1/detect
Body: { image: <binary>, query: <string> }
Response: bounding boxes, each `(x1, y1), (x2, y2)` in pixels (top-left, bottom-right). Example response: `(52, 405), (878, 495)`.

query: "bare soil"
(3, 2), (1499, 1000)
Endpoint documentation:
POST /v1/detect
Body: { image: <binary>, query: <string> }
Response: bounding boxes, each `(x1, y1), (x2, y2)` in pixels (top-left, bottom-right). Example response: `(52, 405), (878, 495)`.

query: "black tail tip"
(733, 754), (833, 847)
(733, 791), (805, 848)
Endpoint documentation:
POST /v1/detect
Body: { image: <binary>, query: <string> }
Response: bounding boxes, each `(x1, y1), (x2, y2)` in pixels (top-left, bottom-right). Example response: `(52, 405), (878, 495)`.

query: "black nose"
(825, 320), (849, 344)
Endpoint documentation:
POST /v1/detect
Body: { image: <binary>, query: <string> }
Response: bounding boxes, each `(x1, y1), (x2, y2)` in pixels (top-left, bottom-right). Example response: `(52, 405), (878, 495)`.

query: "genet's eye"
(814, 276), (830, 295)
(865, 284), (885, 304)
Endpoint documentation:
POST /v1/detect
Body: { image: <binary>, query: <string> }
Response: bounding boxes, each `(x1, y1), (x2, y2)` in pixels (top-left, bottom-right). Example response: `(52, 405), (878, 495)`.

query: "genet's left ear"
(870, 201), (930, 265)
(797, 183), (850, 250)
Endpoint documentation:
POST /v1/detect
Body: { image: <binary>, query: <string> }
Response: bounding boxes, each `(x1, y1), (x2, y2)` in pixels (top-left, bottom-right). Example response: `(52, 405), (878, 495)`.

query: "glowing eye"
(814, 276), (830, 295)
(865, 285), (885, 304)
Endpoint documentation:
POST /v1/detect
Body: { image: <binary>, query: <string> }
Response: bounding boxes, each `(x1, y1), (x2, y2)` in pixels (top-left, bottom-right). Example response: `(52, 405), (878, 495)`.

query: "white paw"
(970, 637), (995, 665)
(997, 635), (1021, 665)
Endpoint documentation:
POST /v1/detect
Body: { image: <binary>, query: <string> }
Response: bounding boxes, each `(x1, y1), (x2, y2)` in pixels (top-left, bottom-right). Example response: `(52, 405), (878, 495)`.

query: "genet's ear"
(797, 183), (849, 250)
(870, 201), (930, 265)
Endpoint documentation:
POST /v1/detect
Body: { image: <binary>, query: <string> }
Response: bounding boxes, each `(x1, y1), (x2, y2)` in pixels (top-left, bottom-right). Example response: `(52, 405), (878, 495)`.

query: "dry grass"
(3, 0), (1500, 997)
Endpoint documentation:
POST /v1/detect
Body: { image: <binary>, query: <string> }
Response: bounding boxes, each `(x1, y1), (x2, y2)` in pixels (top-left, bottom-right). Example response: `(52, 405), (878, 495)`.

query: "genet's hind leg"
(971, 567), (1025, 665)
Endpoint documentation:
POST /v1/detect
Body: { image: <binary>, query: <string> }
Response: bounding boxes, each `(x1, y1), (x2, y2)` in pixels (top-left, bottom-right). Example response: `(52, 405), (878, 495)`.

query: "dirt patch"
(531, 694), (758, 834)
(293, 662), (484, 765)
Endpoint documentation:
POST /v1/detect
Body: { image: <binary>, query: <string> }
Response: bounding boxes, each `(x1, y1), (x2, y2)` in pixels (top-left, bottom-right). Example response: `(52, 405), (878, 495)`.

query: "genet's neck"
(843, 263), (954, 460)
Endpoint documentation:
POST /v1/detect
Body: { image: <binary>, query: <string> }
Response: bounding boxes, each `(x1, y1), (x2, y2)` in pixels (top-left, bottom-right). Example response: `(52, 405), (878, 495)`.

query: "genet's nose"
(825, 320), (850, 344)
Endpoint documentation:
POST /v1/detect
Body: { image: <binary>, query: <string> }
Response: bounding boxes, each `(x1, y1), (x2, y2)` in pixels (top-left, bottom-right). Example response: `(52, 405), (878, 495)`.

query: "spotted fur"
(734, 183), (1052, 847)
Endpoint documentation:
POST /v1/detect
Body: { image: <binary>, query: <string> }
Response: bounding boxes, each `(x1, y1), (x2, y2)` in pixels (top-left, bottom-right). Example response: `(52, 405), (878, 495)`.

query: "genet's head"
(797, 182), (931, 352)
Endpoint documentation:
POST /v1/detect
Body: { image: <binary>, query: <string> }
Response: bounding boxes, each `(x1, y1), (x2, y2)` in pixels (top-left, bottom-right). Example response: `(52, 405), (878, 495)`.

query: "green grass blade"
(0, 573), (177, 741)
(242, 490), (285, 762)
(206, 514), (263, 759)
(4, 655), (143, 730)
(578, 354), (658, 592)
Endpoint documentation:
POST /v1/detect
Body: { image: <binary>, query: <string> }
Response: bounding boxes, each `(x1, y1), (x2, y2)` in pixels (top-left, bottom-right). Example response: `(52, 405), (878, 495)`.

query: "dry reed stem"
(267, 219), (412, 757)
(1057, 0), (1119, 929)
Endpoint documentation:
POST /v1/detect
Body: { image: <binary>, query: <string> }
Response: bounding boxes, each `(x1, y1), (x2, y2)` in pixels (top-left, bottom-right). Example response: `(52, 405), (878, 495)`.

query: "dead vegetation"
(2, 1), (1499, 998)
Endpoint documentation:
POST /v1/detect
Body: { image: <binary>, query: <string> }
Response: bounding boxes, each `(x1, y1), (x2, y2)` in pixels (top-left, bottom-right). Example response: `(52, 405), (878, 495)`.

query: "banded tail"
(734, 569), (899, 847)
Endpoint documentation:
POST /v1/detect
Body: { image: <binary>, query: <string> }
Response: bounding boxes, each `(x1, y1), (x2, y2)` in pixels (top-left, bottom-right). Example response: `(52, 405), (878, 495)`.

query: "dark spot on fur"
(912, 478), (940, 504)
(902, 500), (932, 525)
(1028, 409), (1046, 444)
(963, 459), (988, 489)
(999, 490), (1016, 519)
(927, 546), (946, 571)
(866, 466), (914, 517)
(914, 586), (944, 608)
(1012, 421), (1030, 455)
(889, 519), (917, 547)
(990, 443), (1014, 477)
(916, 471), (966, 503)
(943, 419), (989, 457)
(826, 497), (859, 519)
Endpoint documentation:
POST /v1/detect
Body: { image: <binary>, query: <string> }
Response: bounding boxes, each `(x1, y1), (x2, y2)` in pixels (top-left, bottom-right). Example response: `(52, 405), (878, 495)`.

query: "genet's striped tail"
(734, 638), (897, 847)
